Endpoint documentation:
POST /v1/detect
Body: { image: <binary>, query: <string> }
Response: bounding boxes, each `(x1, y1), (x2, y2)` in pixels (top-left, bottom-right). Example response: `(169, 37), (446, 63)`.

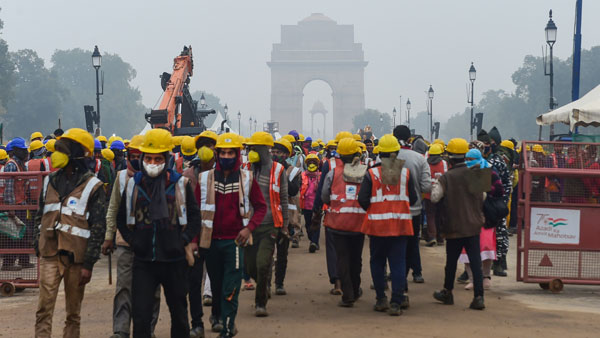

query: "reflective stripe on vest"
(125, 175), (187, 226)
(42, 177), (100, 217)
(240, 169), (252, 226)
(269, 162), (284, 227)
(288, 204), (297, 211)
(323, 165), (365, 233)
(118, 169), (128, 195)
(55, 223), (91, 239)
(199, 171), (216, 229)
(177, 177), (188, 226)
(75, 177), (102, 216)
(125, 177), (136, 225)
(288, 167), (301, 182)
(43, 158), (51, 172)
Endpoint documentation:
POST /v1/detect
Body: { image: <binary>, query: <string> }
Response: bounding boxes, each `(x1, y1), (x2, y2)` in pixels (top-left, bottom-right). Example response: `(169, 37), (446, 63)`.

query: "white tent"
(209, 111), (236, 134)
(536, 85), (600, 131)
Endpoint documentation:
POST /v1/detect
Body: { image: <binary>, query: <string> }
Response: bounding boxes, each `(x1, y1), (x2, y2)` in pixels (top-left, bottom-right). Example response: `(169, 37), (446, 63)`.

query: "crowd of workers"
(1, 122), (592, 338)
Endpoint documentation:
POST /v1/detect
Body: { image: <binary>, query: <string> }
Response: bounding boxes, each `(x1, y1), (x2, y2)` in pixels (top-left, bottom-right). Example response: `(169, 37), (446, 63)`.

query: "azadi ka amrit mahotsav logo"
(547, 217), (567, 227)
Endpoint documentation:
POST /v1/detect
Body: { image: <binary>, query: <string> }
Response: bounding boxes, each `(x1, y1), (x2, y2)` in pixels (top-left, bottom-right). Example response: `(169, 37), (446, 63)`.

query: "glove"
(310, 209), (323, 233)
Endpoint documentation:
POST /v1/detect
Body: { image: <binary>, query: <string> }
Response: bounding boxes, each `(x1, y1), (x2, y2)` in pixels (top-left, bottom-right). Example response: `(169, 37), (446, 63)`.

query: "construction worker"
(285, 131), (305, 168)
(393, 126), (432, 285)
(30, 131), (44, 143)
(364, 139), (375, 161)
(424, 143), (448, 247)
(0, 149), (8, 168)
(43, 139), (57, 172)
(359, 134), (418, 316)
(102, 135), (161, 338)
(116, 128), (201, 338)
(170, 135), (184, 170)
(33, 128), (107, 337)
(200, 132), (267, 337)
(321, 137), (368, 307)
(27, 140), (47, 171)
(431, 138), (486, 310)
(110, 140), (127, 172)
(176, 136), (197, 174)
(244, 131), (288, 317)
(270, 137), (301, 296)
(300, 153), (321, 253)
(97, 135), (108, 149)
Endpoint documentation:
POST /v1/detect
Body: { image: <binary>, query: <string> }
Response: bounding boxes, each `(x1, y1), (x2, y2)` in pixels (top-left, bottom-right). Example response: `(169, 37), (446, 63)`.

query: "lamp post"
(544, 10), (558, 139)
(428, 85), (434, 140)
(200, 93), (206, 108)
(254, 119), (257, 132)
(237, 110), (241, 135)
(223, 104), (229, 121)
(468, 62), (477, 140)
(392, 107), (397, 127)
(406, 98), (411, 129)
(92, 46), (102, 135)
(249, 117), (253, 136)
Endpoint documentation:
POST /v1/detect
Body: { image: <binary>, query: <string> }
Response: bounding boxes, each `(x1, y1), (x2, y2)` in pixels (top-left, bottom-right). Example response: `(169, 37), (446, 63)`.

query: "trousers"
(188, 251), (206, 329)
(444, 236), (484, 298)
(369, 236), (408, 304)
(325, 228), (338, 284)
(303, 209), (320, 245)
(35, 256), (85, 338)
(331, 232), (364, 303)
(113, 246), (160, 336)
(406, 214), (423, 277)
(244, 225), (276, 307)
(273, 229), (290, 287)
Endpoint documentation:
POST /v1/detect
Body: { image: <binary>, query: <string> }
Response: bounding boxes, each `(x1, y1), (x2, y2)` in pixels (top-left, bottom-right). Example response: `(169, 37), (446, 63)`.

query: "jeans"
(273, 230), (290, 287)
(406, 214), (423, 277)
(132, 259), (190, 338)
(369, 236), (408, 305)
(325, 228), (338, 284)
(444, 236), (484, 298)
(332, 232), (364, 303)
(188, 252), (206, 329)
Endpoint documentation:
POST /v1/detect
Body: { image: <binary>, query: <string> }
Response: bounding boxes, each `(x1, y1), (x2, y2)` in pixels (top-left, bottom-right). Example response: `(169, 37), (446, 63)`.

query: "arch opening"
(302, 79), (333, 140)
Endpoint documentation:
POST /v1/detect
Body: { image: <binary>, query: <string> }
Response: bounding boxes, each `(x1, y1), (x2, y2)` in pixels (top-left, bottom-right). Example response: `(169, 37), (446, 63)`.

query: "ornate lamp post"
(468, 62), (477, 140)
(428, 86), (434, 140)
(91, 46), (103, 134)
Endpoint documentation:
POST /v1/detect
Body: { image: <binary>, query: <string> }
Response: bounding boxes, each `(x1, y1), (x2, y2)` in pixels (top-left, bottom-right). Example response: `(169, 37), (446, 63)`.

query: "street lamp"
(428, 85), (434, 140)
(468, 62), (477, 140)
(249, 117), (253, 136)
(544, 9), (558, 138)
(406, 98), (411, 129)
(392, 107), (397, 127)
(92, 46), (103, 135)
(200, 93), (206, 108)
(237, 110), (241, 134)
(254, 119), (257, 132)
(224, 104), (229, 120)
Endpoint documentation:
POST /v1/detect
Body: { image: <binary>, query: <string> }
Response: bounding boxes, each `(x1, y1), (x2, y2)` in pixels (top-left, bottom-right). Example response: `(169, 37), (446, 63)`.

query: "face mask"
(248, 150), (260, 163)
(184, 154), (196, 162)
(465, 159), (479, 168)
(198, 146), (214, 163)
(307, 163), (318, 172)
(272, 154), (285, 164)
(51, 151), (69, 169)
(219, 157), (236, 170)
(129, 158), (140, 171)
(143, 162), (165, 178)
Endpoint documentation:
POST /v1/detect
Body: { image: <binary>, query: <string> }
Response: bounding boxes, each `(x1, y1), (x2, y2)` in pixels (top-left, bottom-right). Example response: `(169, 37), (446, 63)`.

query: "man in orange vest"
(358, 134), (418, 316)
(321, 137), (367, 307)
(26, 140), (48, 171)
(424, 143), (448, 247)
(244, 131), (288, 317)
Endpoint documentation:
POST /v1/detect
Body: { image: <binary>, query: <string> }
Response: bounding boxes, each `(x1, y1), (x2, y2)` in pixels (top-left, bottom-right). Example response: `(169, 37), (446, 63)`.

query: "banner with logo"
(530, 207), (580, 244)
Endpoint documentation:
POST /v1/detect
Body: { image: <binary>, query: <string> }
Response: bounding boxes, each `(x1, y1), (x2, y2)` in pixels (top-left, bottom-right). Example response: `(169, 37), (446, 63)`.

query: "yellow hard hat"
(140, 129), (173, 154)
(61, 128), (95, 157)
(28, 140), (44, 152)
(501, 139), (515, 150)
(335, 131), (353, 142)
(101, 148), (115, 161)
(45, 139), (56, 153)
(171, 136), (184, 147)
(275, 138), (293, 154)
(215, 132), (243, 149)
(429, 143), (444, 155)
(196, 130), (218, 143)
(433, 139), (445, 147)
(311, 141), (319, 148)
(378, 134), (401, 153)
(306, 153), (319, 163)
(319, 141), (325, 147)
(246, 131), (274, 147)
(0, 149), (8, 160)
(446, 138), (469, 155)
(353, 134), (361, 141)
(282, 134), (296, 144)
(358, 142), (366, 152)
(337, 138), (360, 156)
(373, 146), (380, 154)
(298, 133), (305, 142)
(325, 139), (337, 149)
(97, 135), (108, 143)
(316, 138), (323, 143)
(127, 135), (144, 150)
(108, 135), (123, 147)
(197, 146), (214, 162)
(532, 144), (544, 153)
(180, 136), (197, 156)
(30, 131), (43, 141)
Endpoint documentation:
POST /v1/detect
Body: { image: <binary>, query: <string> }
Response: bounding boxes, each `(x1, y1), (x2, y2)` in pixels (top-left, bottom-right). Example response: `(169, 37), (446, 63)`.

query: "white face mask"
(143, 162), (165, 178)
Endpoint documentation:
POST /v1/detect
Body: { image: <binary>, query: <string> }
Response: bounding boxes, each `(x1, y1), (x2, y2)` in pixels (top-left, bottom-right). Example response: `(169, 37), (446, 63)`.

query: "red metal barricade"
(0, 171), (47, 296)
(517, 141), (600, 292)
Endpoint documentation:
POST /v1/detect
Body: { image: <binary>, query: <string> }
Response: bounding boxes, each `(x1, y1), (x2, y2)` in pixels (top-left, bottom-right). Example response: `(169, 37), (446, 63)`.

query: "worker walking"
(199, 132), (267, 337)
(358, 134), (418, 316)
(33, 128), (107, 337)
(102, 135), (161, 338)
(244, 131), (288, 317)
(300, 153), (321, 253)
(424, 143), (448, 246)
(321, 137), (367, 307)
(431, 138), (486, 310)
(116, 128), (201, 338)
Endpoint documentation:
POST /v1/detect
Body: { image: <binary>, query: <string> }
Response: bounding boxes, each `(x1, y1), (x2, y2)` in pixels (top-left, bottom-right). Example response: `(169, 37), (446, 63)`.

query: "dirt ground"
(1, 235), (599, 338)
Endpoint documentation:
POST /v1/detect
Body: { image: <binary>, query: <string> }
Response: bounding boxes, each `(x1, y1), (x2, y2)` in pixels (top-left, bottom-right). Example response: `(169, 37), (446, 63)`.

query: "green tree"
(352, 109), (392, 137)
(4, 49), (67, 139)
(50, 48), (146, 137)
(0, 7), (15, 121)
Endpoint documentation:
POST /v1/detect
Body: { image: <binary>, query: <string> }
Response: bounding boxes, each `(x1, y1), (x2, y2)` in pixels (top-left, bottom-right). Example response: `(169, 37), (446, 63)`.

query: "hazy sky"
(2, 0), (599, 136)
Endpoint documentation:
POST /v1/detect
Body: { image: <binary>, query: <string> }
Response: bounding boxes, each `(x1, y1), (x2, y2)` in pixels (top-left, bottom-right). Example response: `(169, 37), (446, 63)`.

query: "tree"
(352, 109), (392, 138)
(50, 49), (146, 137)
(0, 7), (15, 122)
(190, 90), (223, 128)
(4, 49), (67, 139)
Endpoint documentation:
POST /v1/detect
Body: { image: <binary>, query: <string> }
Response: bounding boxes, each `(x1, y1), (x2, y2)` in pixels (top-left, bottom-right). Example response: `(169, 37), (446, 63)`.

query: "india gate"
(268, 13), (368, 134)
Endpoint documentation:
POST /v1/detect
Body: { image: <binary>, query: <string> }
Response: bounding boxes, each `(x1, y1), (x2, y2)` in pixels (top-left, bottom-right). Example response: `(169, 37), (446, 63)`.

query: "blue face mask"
(183, 154), (196, 162)
(466, 159), (479, 168)
(129, 158), (140, 172)
(219, 157), (236, 170)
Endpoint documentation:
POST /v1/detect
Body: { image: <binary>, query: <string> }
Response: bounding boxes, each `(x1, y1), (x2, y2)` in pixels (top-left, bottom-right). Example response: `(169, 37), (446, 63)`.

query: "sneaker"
(190, 326), (205, 338)
(433, 289), (454, 305)
(400, 295), (410, 309)
(469, 296), (485, 310)
(425, 239), (437, 247)
(337, 300), (354, 308)
(456, 271), (469, 284)
(203, 295), (212, 306)
(388, 302), (402, 316)
(483, 277), (492, 290)
(373, 297), (389, 312)
(413, 274), (425, 283)
(275, 285), (287, 295)
(309, 242), (317, 253)
(243, 281), (255, 291)
(464, 282), (473, 290)
(255, 306), (268, 317)
(291, 239), (299, 248)
(210, 316), (223, 333)
(493, 261), (507, 277)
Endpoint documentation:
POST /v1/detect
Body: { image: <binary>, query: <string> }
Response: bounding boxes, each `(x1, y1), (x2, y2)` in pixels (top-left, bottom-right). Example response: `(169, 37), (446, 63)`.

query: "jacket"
(322, 160), (366, 233)
(105, 169), (133, 246)
(397, 148), (432, 215)
(424, 156), (448, 199)
(300, 171), (320, 210)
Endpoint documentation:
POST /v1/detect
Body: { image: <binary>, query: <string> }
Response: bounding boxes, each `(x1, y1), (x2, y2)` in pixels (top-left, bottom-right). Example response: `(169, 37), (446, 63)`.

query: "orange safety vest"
(323, 162), (366, 233)
(4, 159), (27, 205)
(43, 158), (57, 173)
(300, 171), (320, 210)
(175, 156), (184, 174)
(94, 159), (102, 174)
(361, 166), (413, 237)
(27, 158), (45, 171)
(269, 162), (285, 228)
(424, 159), (448, 199)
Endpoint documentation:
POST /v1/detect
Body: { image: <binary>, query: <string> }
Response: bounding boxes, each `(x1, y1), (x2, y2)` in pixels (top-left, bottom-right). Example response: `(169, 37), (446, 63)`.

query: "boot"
(501, 256), (508, 271)
(433, 289), (454, 305)
(493, 260), (507, 277)
(373, 297), (389, 312)
(469, 296), (485, 310)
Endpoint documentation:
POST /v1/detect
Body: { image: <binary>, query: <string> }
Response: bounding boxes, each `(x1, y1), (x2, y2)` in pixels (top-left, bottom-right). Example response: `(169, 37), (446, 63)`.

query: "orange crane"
(145, 46), (214, 135)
